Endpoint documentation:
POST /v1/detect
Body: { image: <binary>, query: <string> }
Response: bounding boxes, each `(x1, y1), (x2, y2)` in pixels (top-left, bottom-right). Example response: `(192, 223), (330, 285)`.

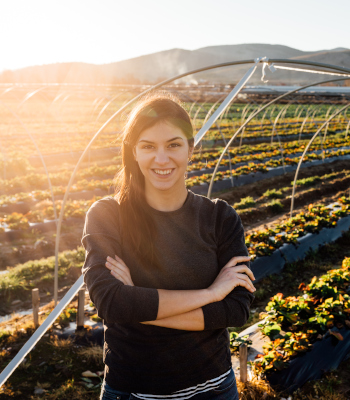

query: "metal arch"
(271, 104), (290, 145)
(268, 105), (277, 123)
(17, 86), (49, 111)
(35, 59), (350, 304)
(90, 96), (107, 119)
(0, 136), (7, 180)
(241, 103), (253, 123)
(260, 106), (272, 130)
(322, 106), (341, 144)
(298, 107), (314, 142)
(290, 103), (350, 217)
(294, 104), (302, 118)
(51, 91), (67, 104)
(0, 100), (59, 222)
(324, 105), (335, 121)
(218, 100), (238, 134)
(243, 99), (286, 173)
(339, 108), (350, 140)
(53, 58), (263, 306)
(94, 92), (124, 124)
(281, 103), (292, 121)
(50, 92), (76, 158)
(192, 94), (218, 135)
(170, 90), (236, 187)
(207, 76), (350, 199)
(345, 120), (350, 140)
(202, 95), (227, 126)
(238, 102), (255, 148)
(3, 58), (350, 389)
(0, 86), (15, 100)
(201, 95), (236, 186)
(297, 106), (307, 120)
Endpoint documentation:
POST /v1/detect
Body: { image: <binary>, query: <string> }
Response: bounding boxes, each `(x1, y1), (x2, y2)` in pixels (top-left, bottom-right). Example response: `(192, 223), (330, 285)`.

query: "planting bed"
(231, 255), (350, 394)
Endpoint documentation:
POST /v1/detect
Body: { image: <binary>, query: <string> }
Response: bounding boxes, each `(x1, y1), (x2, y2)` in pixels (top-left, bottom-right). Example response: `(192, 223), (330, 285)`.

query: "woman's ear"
(132, 146), (137, 161)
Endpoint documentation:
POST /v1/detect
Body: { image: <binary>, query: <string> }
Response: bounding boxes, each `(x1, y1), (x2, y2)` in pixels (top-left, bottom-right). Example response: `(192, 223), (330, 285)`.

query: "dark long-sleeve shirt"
(81, 189), (255, 394)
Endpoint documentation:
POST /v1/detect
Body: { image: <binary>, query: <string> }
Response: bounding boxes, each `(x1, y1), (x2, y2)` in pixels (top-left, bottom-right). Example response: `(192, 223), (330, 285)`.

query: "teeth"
(154, 169), (173, 175)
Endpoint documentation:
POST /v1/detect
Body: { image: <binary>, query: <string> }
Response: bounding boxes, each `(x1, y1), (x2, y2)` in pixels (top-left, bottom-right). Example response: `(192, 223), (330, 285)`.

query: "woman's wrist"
(204, 288), (220, 304)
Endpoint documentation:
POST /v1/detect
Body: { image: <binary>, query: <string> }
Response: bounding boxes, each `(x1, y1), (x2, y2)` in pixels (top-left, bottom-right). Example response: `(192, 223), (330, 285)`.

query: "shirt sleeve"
(201, 202), (255, 330)
(81, 198), (159, 324)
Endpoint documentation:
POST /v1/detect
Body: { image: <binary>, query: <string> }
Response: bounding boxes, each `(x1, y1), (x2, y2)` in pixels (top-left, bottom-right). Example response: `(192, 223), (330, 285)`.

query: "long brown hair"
(113, 91), (194, 272)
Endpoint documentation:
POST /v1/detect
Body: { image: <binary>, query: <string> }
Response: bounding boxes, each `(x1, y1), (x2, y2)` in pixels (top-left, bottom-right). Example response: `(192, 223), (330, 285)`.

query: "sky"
(0, 0), (349, 73)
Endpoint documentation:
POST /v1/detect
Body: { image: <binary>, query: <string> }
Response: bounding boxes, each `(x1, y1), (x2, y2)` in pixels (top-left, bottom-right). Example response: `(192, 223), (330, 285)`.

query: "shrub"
(234, 196), (256, 210)
(268, 199), (284, 213)
(264, 189), (284, 199)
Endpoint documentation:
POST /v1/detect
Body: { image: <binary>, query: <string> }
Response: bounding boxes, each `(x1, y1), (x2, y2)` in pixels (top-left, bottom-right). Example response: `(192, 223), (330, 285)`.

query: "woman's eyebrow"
(138, 137), (184, 144)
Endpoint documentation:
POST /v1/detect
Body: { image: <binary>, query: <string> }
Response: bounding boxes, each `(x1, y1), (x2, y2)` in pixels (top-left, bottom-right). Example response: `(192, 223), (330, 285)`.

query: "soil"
(216, 159), (350, 231)
(0, 222), (84, 270)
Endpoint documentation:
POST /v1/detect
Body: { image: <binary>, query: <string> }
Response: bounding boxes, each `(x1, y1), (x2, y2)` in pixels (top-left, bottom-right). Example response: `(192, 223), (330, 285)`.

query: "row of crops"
(1, 84), (350, 398)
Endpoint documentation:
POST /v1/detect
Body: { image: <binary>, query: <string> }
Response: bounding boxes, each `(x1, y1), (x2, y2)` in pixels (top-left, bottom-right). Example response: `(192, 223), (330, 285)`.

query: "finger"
(236, 277), (256, 292)
(106, 256), (130, 274)
(105, 261), (131, 282)
(230, 265), (256, 281)
(110, 270), (126, 284)
(114, 254), (128, 268)
(229, 255), (252, 266)
(233, 273), (256, 291)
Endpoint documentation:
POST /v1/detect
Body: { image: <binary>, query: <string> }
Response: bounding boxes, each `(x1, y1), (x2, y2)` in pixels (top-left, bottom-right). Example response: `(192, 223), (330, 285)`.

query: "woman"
(81, 92), (256, 400)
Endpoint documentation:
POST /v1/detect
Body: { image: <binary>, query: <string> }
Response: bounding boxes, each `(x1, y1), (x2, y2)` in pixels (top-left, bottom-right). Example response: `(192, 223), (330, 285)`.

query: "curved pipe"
(290, 103), (350, 217)
(52, 58), (270, 304)
(17, 86), (49, 110)
(2, 58), (350, 389)
(207, 76), (350, 199)
(0, 100), (59, 222)
(173, 91), (235, 186)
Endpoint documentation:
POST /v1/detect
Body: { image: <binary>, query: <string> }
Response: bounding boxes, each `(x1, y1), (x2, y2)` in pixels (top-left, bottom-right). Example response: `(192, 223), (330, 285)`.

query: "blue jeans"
(99, 368), (239, 400)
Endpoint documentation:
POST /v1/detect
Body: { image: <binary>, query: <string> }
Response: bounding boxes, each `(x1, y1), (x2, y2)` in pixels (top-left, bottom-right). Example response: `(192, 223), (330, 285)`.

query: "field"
(1, 84), (350, 399)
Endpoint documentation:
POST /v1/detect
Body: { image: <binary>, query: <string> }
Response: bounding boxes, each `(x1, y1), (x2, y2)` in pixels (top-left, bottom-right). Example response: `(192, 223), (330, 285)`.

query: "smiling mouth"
(152, 168), (174, 176)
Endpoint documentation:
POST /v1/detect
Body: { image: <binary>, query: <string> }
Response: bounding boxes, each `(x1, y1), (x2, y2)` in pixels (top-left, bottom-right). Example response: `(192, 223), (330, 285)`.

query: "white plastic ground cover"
(250, 210), (350, 283)
(190, 154), (350, 195)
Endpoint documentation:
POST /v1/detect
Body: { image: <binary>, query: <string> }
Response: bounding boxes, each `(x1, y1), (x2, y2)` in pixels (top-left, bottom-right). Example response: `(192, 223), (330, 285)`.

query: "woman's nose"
(154, 150), (170, 164)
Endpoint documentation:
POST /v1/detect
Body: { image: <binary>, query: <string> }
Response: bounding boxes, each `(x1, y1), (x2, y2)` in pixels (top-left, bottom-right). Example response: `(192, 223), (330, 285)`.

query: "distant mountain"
(1, 44), (349, 85)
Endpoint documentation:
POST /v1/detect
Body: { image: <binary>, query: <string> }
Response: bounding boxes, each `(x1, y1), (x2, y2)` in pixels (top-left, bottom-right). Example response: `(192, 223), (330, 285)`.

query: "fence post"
(76, 288), (85, 329)
(239, 342), (248, 383)
(32, 289), (40, 329)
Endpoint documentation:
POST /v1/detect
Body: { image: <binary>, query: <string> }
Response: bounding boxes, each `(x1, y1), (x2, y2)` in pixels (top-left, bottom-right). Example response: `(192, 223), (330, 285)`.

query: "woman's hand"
(105, 255), (134, 286)
(207, 255), (256, 302)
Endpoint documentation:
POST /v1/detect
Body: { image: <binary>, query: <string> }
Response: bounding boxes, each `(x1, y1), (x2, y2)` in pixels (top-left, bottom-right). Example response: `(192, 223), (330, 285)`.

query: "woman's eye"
(169, 143), (181, 148)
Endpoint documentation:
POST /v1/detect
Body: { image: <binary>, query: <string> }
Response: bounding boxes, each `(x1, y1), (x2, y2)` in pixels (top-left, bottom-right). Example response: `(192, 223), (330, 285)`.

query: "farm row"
(0, 115), (347, 160)
(1, 131), (347, 186)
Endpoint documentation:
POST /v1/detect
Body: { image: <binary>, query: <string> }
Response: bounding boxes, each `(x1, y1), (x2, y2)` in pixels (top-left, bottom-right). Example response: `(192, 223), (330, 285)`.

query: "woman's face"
(133, 120), (193, 193)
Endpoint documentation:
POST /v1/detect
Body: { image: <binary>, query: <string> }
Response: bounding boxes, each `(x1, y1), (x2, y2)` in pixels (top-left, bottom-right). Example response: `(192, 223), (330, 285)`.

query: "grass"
(0, 247), (85, 305)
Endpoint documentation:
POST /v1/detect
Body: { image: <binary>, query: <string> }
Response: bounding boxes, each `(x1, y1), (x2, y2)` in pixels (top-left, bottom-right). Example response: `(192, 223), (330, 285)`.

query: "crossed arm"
(82, 200), (255, 332)
(105, 254), (207, 330)
(105, 254), (253, 331)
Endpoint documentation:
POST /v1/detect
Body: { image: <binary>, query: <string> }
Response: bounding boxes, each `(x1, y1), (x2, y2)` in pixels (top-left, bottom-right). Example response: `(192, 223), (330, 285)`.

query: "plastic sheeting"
(266, 326), (350, 393)
(251, 215), (350, 283)
(190, 154), (350, 195)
